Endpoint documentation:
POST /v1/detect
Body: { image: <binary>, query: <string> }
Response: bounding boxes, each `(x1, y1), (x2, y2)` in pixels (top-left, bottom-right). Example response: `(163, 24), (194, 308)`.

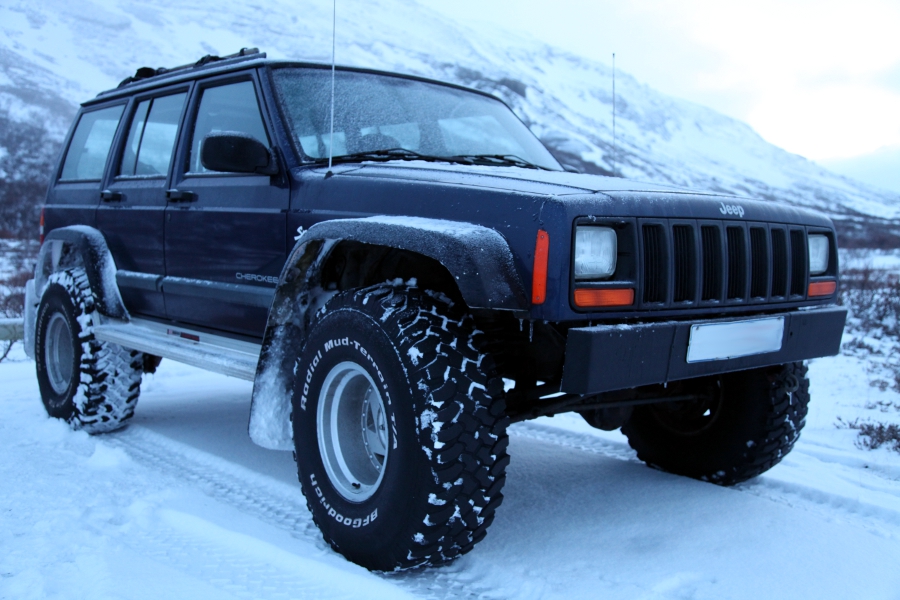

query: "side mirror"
(201, 132), (278, 175)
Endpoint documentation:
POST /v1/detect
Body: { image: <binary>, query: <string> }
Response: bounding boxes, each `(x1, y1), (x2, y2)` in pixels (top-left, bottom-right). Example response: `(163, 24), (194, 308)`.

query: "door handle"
(100, 190), (123, 202)
(166, 189), (196, 202)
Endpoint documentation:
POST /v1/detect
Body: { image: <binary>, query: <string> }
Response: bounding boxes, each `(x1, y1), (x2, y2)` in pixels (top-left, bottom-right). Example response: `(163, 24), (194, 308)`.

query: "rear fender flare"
(33, 226), (126, 318)
(26, 226), (127, 358)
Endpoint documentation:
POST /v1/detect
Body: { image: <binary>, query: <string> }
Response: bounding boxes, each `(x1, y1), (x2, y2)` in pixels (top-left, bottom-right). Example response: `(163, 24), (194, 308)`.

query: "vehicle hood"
(331, 160), (702, 197)
(326, 160), (832, 227)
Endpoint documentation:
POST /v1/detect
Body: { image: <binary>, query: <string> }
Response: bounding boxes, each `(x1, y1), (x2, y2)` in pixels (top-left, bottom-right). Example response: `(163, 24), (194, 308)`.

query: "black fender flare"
(247, 216), (527, 450)
(303, 216), (528, 311)
(33, 226), (127, 320)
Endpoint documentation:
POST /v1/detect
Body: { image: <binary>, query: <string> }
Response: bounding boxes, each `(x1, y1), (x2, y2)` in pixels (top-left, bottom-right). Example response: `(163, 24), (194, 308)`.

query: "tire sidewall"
(34, 282), (84, 422)
(292, 306), (428, 565)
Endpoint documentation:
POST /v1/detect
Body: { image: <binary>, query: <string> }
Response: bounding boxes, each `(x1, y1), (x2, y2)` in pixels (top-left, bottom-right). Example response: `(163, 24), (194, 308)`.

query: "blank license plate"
(687, 317), (785, 363)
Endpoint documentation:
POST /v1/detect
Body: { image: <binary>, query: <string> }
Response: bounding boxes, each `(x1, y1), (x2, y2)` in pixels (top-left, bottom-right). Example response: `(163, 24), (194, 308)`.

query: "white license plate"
(687, 317), (785, 363)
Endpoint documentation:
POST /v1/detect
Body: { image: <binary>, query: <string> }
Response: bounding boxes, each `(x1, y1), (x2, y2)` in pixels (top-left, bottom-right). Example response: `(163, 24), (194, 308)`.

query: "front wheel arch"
(249, 217), (527, 451)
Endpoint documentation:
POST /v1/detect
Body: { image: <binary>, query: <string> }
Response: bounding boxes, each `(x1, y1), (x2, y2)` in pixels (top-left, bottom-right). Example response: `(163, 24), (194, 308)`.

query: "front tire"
(34, 269), (143, 433)
(621, 362), (809, 486)
(292, 285), (509, 570)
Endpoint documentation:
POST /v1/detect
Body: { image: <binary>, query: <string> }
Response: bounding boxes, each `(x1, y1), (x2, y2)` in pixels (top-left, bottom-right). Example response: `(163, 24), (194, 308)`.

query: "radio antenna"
(327, 0), (336, 174)
(612, 52), (616, 177)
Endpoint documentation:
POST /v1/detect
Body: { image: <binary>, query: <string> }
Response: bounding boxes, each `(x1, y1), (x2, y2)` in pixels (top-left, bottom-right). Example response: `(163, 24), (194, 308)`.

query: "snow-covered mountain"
(2, 0), (898, 243)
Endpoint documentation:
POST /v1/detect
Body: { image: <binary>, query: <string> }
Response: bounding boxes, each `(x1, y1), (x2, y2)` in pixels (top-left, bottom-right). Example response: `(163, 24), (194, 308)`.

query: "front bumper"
(561, 306), (847, 395)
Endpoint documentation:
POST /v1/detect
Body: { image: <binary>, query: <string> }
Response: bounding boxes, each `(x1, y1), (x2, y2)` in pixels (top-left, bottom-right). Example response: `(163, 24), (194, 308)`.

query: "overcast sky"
(425, 0), (900, 164)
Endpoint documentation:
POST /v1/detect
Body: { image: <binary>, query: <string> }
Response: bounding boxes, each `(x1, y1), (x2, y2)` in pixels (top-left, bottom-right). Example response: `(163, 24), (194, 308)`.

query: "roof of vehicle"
(87, 47), (501, 107)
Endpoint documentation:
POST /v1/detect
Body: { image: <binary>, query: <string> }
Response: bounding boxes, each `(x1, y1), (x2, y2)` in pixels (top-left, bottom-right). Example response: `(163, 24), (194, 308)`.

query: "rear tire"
(34, 269), (143, 433)
(621, 362), (809, 486)
(292, 285), (509, 570)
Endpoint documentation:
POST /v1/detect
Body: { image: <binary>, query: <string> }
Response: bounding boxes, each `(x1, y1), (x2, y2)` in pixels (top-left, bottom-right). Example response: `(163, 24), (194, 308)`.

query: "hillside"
(2, 0), (898, 244)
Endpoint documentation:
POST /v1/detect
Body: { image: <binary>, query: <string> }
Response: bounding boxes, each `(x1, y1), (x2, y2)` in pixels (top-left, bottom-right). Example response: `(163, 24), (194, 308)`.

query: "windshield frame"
(267, 63), (563, 172)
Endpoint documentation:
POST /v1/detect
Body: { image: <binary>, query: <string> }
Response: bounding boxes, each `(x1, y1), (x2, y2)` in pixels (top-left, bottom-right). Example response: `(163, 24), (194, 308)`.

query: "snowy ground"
(2, 329), (900, 600)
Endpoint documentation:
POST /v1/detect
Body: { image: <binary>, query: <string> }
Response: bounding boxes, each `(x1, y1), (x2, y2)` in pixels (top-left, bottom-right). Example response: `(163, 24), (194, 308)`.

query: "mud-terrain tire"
(291, 285), (509, 571)
(621, 362), (809, 486)
(34, 269), (143, 433)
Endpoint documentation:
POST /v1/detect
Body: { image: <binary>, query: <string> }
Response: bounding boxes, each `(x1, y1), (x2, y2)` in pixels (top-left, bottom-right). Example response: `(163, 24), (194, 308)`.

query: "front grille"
(640, 220), (810, 308)
(771, 229), (788, 297)
(726, 226), (746, 300)
(749, 227), (768, 298)
(642, 225), (666, 303)
(672, 225), (695, 303)
(700, 226), (722, 301)
(790, 230), (807, 296)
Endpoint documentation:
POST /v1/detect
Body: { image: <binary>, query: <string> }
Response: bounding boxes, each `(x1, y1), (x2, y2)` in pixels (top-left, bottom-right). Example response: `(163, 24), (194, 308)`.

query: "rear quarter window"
(60, 105), (125, 181)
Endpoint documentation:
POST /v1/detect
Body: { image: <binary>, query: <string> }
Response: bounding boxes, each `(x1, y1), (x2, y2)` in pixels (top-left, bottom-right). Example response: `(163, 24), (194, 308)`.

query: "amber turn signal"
(574, 288), (635, 308)
(532, 230), (550, 304)
(808, 280), (836, 297)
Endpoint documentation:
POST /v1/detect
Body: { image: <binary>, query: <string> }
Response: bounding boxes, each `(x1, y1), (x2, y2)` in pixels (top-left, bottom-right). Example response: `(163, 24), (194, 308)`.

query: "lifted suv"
(25, 48), (846, 570)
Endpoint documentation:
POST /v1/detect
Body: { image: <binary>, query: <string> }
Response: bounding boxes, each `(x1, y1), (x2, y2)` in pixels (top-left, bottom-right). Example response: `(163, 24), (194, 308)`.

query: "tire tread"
(298, 284), (509, 569)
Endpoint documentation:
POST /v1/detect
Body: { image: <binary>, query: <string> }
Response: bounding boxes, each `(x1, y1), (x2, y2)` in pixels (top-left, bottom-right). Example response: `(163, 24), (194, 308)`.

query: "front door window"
(188, 81), (269, 174)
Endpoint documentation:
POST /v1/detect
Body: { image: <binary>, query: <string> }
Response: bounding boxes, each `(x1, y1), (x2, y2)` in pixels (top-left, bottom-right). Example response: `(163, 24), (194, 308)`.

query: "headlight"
(574, 226), (617, 279)
(808, 234), (829, 275)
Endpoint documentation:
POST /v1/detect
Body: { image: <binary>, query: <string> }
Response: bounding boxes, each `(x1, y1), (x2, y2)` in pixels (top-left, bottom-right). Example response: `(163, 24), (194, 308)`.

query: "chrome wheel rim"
(45, 312), (75, 395)
(317, 361), (389, 501)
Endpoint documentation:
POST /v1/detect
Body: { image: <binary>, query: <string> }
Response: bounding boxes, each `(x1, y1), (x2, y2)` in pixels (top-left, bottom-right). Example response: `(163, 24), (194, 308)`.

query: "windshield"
(271, 67), (562, 171)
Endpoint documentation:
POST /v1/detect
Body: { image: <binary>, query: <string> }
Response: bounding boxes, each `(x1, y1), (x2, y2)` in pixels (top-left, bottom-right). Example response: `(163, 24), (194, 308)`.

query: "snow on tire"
(34, 268), (143, 433)
(621, 362), (810, 486)
(291, 284), (509, 571)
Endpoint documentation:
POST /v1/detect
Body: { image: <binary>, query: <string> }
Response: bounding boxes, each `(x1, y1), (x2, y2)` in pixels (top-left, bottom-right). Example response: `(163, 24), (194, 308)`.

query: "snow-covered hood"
(336, 160), (703, 196)
(331, 161), (834, 228)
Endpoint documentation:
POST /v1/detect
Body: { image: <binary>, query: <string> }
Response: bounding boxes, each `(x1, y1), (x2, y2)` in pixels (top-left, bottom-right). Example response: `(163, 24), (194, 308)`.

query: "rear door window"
(59, 105), (125, 181)
(119, 93), (187, 177)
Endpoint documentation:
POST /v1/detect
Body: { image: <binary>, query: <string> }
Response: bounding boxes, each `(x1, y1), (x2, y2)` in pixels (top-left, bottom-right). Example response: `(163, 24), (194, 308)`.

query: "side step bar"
(93, 319), (261, 381)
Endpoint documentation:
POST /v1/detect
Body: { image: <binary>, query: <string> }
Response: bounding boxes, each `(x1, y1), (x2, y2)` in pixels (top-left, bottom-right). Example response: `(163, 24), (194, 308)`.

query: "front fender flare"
(247, 216), (527, 450)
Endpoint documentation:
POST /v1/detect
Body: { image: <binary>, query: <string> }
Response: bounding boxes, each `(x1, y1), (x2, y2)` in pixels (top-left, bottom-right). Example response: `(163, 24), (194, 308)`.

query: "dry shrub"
(840, 265), (900, 394)
(857, 422), (900, 452)
(837, 418), (900, 453)
(840, 266), (900, 333)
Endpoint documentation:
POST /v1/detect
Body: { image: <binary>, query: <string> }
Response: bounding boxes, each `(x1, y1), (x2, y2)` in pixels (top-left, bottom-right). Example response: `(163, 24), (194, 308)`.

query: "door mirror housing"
(201, 132), (278, 175)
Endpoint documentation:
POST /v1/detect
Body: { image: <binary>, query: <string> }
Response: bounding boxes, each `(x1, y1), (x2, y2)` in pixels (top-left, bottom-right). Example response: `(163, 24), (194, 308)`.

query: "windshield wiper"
(314, 149), (552, 170)
(450, 154), (552, 171)
(315, 148), (475, 166)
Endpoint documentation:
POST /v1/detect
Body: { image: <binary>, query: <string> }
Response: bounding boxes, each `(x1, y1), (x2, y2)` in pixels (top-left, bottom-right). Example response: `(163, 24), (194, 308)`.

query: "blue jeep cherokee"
(25, 49), (846, 570)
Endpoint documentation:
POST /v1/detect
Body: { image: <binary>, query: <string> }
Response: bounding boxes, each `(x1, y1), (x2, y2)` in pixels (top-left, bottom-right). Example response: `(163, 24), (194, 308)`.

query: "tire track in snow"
(735, 476), (900, 540)
(510, 421), (639, 463)
(107, 426), (498, 600)
(512, 421), (900, 539)
(87, 511), (344, 600)
(107, 420), (900, 598)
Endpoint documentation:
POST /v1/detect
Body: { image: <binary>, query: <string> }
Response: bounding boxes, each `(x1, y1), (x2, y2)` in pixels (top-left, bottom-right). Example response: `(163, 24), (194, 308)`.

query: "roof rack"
(116, 48), (265, 89)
